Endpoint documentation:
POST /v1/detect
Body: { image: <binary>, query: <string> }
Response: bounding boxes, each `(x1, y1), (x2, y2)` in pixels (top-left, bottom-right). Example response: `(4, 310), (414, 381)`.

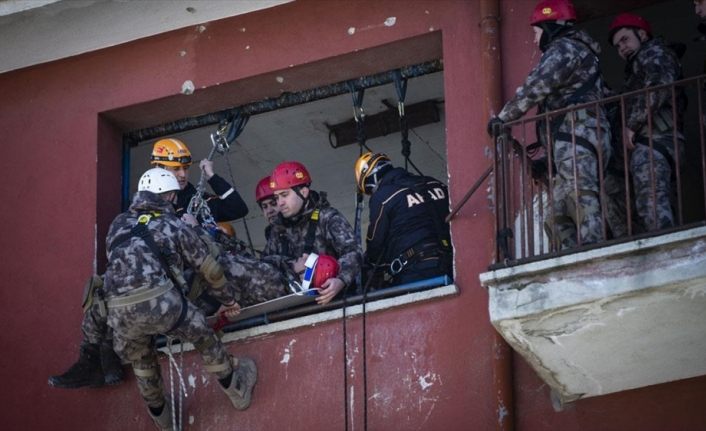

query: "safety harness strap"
(303, 208), (320, 254)
(106, 281), (173, 308)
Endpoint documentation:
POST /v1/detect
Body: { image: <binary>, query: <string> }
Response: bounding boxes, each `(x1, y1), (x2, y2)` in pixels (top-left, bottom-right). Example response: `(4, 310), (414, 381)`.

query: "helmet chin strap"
(292, 185), (311, 217)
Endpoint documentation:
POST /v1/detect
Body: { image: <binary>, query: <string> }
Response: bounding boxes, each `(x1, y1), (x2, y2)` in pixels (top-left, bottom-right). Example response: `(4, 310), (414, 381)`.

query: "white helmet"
(138, 168), (180, 194)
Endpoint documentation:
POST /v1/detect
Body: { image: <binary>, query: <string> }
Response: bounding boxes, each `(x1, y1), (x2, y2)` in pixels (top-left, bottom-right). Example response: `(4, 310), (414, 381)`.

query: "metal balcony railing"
(492, 74), (706, 266)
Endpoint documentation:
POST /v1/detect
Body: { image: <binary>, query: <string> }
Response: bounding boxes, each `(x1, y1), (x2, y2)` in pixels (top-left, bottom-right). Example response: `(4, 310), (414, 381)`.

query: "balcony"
(479, 75), (706, 407)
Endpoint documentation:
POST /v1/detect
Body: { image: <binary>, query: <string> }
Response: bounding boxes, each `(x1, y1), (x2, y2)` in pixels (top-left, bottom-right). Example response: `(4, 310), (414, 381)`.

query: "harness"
(538, 35), (601, 159)
(277, 208), (321, 293)
(105, 212), (189, 332)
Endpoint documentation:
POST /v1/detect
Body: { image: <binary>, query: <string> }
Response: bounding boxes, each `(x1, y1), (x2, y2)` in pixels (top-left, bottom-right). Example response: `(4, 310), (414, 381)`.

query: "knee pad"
(200, 255), (226, 289)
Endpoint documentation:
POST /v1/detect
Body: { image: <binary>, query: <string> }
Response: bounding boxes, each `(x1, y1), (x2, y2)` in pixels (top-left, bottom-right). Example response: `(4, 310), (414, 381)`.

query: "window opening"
(126, 63), (452, 339)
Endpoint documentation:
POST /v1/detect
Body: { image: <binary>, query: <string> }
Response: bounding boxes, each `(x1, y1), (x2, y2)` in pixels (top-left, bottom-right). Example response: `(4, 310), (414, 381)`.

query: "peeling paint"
(245, 45), (250, 50)
(240, 27), (246, 32)
(418, 372), (435, 390)
(179, 50), (186, 57)
(197, 25), (206, 33)
(497, 403), (508, 424)
(384, 17), (396, 27)
(276, 76), (284, 84)
(188, 415), (194, 425)
(188, 374), (196, 389)
(349, 385), (355, 429)
(347, 27), (356, 35)
(181, 80), (194, 95)
(280, 339), (297, 364)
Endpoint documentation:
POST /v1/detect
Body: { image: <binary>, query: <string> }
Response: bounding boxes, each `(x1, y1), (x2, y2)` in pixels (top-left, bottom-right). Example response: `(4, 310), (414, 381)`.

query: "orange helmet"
(354, 152), (392, 194)
(217, 222), (236, 238)
(270, 161), (312, 191)
(301, 253), (340, 289)
(255, 175), (274, 202)
(150, 138), (192, 167)
(530, 0), (576, 26)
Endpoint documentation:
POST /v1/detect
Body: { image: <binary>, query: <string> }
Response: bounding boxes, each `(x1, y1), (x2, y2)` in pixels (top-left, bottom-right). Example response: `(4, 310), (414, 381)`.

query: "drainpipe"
(479, 1), (514, 430)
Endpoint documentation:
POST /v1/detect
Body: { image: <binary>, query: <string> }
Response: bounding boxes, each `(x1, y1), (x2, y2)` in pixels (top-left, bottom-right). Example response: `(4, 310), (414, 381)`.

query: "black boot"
(100, 342), (125, 385)
(48, 343), (104, 389)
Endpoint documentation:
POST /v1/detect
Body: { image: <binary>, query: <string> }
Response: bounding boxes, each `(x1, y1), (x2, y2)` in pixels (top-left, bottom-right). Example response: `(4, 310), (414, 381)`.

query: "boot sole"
(48, 377), (105, 389)
(232, 357), (258, 410)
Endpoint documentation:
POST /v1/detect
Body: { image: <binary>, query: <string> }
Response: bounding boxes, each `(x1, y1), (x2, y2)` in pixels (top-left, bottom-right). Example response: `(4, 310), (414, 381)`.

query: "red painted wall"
(0, 1), (494, 430)
(0, 0), (702, 430)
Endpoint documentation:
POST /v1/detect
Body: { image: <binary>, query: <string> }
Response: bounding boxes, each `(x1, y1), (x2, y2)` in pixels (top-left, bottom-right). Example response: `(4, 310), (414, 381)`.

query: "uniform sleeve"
(205, 174), (249, 222)
(626, 47), (680, 132)
(364, 193), (390, 265)
(498, 43), (577, 122)
(176, 221), (236, 304)
(324, 210), (362, 287)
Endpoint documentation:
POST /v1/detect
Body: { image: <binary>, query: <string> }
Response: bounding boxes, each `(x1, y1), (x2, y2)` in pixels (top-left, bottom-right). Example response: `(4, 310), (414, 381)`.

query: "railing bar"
(698, 77), (706, 220)
(646, 90), (658, 231)
(672, 87), (683, 226)
(620, 95), (633, 236)
(596, 102), (607, 241)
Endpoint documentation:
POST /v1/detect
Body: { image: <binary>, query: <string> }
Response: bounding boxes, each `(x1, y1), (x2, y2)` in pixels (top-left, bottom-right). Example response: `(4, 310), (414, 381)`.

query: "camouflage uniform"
(623, 37), (685, 231)
(190, 229), (291, 308)
(498, 28), (612, 249)
(263, 191), (362, 290)
(103, 191), (236, 409)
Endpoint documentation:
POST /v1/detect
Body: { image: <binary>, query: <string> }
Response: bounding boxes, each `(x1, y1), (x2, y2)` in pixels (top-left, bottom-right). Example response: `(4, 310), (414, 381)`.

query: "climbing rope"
(393, 71), (424, 176)
(166, 337), (188, 431)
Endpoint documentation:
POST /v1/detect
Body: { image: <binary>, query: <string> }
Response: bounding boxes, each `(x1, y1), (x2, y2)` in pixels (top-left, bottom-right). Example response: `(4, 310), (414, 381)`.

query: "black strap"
(166, 292), (189, 334)
(554, 132), (599, 159)
(108, 213), (187, 292)
(303, 209), (320, 254)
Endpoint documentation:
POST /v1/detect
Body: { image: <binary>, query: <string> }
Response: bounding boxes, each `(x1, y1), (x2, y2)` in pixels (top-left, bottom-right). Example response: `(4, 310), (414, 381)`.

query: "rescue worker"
(354, 152), (452, 287)
(150, 137), (249, 222)
(264, 161), (362, 305)
(487, 0), (612, 250)
(255, 175), (279, 240)
(696, 0), (706, 20)
(103, 168), (256, 429)
(609, 13), (685, 231)
(48, 138), (249, 389)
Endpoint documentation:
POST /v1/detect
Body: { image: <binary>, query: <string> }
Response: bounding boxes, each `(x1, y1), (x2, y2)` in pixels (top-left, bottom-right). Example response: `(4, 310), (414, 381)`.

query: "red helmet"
(530, 0), (576, 26)
(301, 253), (340, 289)
(608, 13), (652, 43)
(270, 161), (312, 191)
(255, 175), (274, 202)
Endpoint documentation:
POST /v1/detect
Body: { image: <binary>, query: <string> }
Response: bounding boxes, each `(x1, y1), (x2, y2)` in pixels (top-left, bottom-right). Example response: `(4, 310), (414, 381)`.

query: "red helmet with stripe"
(301, 253), (340, 289)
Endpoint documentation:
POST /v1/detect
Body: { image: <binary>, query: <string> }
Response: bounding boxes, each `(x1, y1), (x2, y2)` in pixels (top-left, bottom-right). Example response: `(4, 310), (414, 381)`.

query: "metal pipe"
(125, 60), (443, 144)
(480, 1), (514, 430)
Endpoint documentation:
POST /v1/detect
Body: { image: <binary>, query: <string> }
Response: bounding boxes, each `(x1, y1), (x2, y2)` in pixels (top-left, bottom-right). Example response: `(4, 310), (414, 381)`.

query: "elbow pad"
(200, 254), (226, 289)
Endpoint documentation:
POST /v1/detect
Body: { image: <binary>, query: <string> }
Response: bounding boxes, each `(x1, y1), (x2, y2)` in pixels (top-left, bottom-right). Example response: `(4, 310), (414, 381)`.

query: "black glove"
(487, 117), (505, 138)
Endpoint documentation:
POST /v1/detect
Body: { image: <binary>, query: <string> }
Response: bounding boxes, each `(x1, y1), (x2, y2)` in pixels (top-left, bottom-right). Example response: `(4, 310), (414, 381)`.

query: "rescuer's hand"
(316, 277), (345, 305)
(218, 301), (241, 319)
(200, 159), (215, 179)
